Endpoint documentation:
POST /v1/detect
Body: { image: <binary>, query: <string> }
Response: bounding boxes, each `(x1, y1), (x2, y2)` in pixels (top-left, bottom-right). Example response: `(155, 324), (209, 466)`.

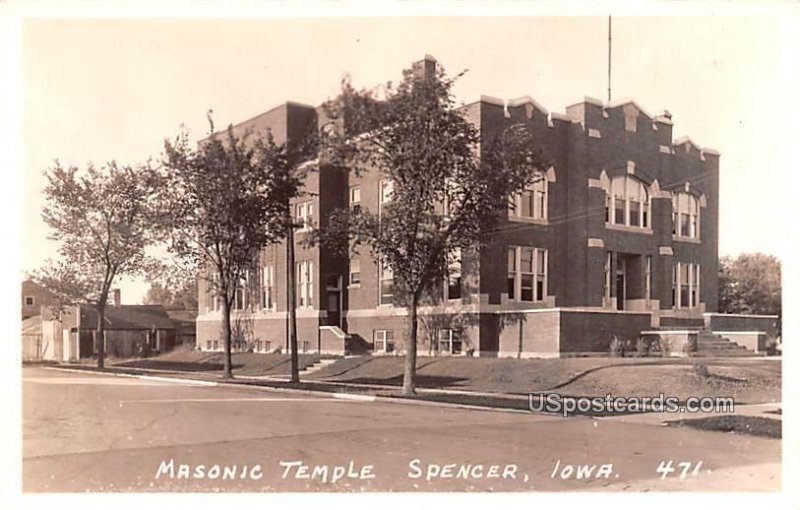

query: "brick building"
(196, 56), (775, 357)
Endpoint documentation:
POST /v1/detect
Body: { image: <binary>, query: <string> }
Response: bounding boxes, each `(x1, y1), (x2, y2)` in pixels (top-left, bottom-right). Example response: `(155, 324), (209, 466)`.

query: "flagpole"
(607, 15), (612, 102)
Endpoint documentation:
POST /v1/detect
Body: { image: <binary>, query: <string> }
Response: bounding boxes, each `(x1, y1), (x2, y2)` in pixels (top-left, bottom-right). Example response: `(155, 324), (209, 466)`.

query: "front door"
(615, 257), (626, 311)
(615, 274), (625, 310)
(327, 292), (341, 328)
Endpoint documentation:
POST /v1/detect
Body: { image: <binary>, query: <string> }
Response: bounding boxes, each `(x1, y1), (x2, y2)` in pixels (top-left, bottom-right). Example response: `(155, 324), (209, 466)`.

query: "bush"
(609, 334), (625, 358)
(635, 337), (650, 357)
(692, 363), (710, 377)
(658, 337), (673, 357)
(767, 336), (781, 356)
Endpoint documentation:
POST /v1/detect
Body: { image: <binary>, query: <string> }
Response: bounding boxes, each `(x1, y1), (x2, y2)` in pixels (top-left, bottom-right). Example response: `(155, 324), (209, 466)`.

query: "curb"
(43, 366), (219, 387)
(41, 365), (536, 416)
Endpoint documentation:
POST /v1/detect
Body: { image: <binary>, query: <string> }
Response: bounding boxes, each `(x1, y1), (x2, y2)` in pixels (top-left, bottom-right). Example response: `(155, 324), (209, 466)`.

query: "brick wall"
(559, 309), (652, 353)
(704, 313), (778, 337)
(496, 309), (560, 358)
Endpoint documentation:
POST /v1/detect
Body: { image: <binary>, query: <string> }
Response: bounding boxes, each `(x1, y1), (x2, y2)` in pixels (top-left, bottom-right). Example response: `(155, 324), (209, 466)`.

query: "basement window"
(374, 330), (395, 353)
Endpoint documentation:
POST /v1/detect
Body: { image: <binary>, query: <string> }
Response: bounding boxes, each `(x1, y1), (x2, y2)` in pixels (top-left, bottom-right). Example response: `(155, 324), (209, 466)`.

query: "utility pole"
(286, 206), (300, 383)
(607, 15), (612, 102)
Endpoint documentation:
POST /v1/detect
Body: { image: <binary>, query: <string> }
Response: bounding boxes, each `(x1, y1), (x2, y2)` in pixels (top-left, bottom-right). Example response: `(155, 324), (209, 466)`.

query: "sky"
(13, 14), (799, 304)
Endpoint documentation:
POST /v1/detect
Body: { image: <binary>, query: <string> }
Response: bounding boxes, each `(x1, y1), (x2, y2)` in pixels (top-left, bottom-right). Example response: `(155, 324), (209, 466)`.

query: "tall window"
(672, 192), (700, 238)
(379, 179), (393, 217)
(297, 260), (314, 308)
(603, 251), (612, 306)
(510, 172), (547, 220)
(374, 330), (395, 352)
(296, 202), (314, 231)
(349, 257), (361, 285)
(606, 176), (650, 228)
(645, 255), (652, 304)
(349, 186), (361, 207)
(379, 260), (393, 305)
(233, 272), (248, 310)
(260, 265), (274, 310)
(673, 262), (700, 309)
(672, 264), (677, 308)
(445, 249), (462, 301)
(507, 246), (548, 302)
(208, 273), (221, 312)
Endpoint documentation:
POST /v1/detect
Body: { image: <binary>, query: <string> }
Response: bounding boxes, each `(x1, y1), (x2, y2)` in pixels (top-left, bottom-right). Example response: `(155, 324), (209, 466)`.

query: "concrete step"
(692, 350), (764, 358)
(697, 341), (747, 349)
(299, 358), (337, 376)
(695, 333), (758, 357)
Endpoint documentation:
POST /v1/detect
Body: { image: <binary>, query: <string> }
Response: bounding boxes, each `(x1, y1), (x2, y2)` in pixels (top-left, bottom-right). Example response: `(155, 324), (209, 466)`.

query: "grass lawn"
(96, 346), (327, 376)
(77, 346), (781, 404)
(307, 356), (781, 404)
(667, 415), (782, 439)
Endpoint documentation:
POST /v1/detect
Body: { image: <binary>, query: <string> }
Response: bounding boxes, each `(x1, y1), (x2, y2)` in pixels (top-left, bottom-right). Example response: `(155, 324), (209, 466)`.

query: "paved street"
(22, 366), (780, 492)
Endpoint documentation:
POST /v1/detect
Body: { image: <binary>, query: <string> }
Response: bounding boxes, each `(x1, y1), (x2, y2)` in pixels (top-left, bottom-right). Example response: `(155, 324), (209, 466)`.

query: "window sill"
(672, 235), (701, 244)
(605, 223), (653, 234)
(347, 284), (361, 289)
(508, 216), (549, 225)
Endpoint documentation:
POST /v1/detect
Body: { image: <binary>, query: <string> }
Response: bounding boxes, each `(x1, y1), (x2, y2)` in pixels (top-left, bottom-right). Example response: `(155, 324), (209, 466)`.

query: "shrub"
(609, 334), (625, 358)
(692, 363), (710, 377)
(659, 337), (673, 357)
(767, 336), (781, 356)
(635, 336), (650, 357)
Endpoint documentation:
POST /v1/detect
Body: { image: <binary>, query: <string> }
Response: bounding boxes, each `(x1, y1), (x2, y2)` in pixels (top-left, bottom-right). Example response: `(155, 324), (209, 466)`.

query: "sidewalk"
(599, 401), (782, 426)
(48, 363), (782, 426)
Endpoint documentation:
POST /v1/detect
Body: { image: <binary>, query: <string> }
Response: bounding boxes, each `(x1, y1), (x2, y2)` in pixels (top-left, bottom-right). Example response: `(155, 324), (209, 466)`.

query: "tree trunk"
(96, 303), (106, 369)
(287, 224), (300, 383)
(222, 296), (233, 379)
(402, 294), (419, 395)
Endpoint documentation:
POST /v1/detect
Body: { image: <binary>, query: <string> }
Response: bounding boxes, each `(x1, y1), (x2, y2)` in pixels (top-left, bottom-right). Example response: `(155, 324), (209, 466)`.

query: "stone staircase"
(299, 358), (337, 376)
(694, 331), (760, 357)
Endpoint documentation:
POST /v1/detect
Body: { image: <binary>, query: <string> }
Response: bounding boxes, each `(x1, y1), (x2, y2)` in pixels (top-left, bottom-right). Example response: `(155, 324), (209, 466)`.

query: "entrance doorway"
(325, 275), (343, 328)
(615, 257), (626, 310)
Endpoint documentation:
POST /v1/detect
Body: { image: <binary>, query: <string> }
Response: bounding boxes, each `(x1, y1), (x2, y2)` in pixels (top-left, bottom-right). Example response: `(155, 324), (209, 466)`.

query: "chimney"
(112, 288), (121, 307)
(412, 54), (437, 82)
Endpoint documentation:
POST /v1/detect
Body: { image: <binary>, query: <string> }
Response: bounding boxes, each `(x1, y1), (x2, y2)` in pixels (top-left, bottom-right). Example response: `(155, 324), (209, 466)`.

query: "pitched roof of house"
(80, 305), (175, 331)
(164, 309), (198, 323)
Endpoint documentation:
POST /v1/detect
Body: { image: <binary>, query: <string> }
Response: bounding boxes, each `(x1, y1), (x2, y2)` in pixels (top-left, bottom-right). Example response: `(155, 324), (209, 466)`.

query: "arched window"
(605, 176), (650, 228)
(672, 192), (700, 238)
(510, 171), (547, 220)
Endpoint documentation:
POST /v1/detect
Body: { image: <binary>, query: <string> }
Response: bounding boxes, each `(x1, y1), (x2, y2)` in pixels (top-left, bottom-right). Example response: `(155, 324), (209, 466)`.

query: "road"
(22, 366), (780, 492)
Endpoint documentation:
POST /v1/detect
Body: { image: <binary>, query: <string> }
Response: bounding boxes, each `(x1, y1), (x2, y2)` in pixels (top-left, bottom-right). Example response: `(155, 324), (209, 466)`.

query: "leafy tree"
(33, 162), (159, 368)
(159, 115), (304, 380)
(142, 281), (172, 306)
(319, 64), (548, 395)
(143, 278), (198, 309)
(718, 253), (781, 327)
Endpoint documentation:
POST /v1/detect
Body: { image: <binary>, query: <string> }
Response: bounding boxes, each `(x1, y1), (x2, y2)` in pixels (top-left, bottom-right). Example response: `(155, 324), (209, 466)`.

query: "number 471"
(656, 460), (703, 479)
